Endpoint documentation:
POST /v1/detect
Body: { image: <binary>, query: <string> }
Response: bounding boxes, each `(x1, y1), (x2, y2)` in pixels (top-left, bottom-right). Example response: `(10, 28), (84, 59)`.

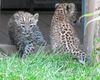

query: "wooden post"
(84, 0), (95, 64)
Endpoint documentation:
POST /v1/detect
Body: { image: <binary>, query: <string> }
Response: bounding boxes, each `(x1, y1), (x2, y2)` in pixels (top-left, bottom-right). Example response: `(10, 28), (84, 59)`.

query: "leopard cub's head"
(55, 3), (77, 23)
(14, 11), (39, 37)
(55, 3), (75, 16)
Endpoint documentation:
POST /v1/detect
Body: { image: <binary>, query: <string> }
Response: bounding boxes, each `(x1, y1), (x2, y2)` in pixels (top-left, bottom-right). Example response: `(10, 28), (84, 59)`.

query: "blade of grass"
(79, 10), (100, 22)
(85, 16), (100, 31)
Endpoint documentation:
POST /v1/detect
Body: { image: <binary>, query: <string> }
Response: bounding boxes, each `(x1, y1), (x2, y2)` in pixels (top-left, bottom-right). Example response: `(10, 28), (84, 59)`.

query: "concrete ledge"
(0, 44), (17, 55)
(0, 44), (51, 55)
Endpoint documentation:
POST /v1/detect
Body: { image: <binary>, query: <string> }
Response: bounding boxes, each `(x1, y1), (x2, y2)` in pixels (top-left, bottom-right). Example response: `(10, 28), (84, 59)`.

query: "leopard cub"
(50, 3), (86, 64)
(8, 11), (46, 57)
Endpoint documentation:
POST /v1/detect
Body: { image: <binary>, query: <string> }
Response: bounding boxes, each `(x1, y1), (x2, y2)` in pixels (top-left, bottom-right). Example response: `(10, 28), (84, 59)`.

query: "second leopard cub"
(50, 3), (86, 64)
(8, 11), (46, 57)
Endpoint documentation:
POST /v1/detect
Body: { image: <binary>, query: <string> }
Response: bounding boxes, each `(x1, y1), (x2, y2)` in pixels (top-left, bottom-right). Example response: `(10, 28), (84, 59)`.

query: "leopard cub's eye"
(30, 25), (33, 28)
(22, 25), (25, 28)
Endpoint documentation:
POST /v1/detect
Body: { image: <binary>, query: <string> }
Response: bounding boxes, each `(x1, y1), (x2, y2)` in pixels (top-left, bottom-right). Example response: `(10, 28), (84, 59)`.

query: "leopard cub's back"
(50, 3), (86, 64)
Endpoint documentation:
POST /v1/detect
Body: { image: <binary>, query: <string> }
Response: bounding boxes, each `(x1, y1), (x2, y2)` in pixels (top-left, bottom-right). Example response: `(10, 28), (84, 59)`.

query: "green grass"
(96, 38), (100, 43)
(0, 50), (100, 80)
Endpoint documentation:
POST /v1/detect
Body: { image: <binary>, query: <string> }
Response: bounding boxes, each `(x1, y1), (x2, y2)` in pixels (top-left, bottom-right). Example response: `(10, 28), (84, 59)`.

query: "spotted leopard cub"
(8, 11), (46, 57)
(50, 3), (86, 64)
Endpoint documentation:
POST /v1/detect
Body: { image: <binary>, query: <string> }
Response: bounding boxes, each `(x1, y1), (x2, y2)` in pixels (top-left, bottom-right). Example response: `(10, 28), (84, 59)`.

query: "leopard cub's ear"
(55, 3), (59, 8)
(14, 12), (20, 20)
(33, 13), (39, 21)
(68, 3), (75, 14)
(69, 3), (75, 7)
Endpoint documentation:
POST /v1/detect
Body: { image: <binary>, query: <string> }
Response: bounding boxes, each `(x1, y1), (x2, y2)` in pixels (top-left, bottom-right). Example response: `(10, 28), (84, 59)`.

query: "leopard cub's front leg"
(22, 43), (35, 58)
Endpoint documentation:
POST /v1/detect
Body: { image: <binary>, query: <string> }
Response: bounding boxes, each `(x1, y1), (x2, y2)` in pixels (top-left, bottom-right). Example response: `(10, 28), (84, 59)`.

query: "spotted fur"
(8, 11), (46, 57)
(50, 3), (86, 64)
